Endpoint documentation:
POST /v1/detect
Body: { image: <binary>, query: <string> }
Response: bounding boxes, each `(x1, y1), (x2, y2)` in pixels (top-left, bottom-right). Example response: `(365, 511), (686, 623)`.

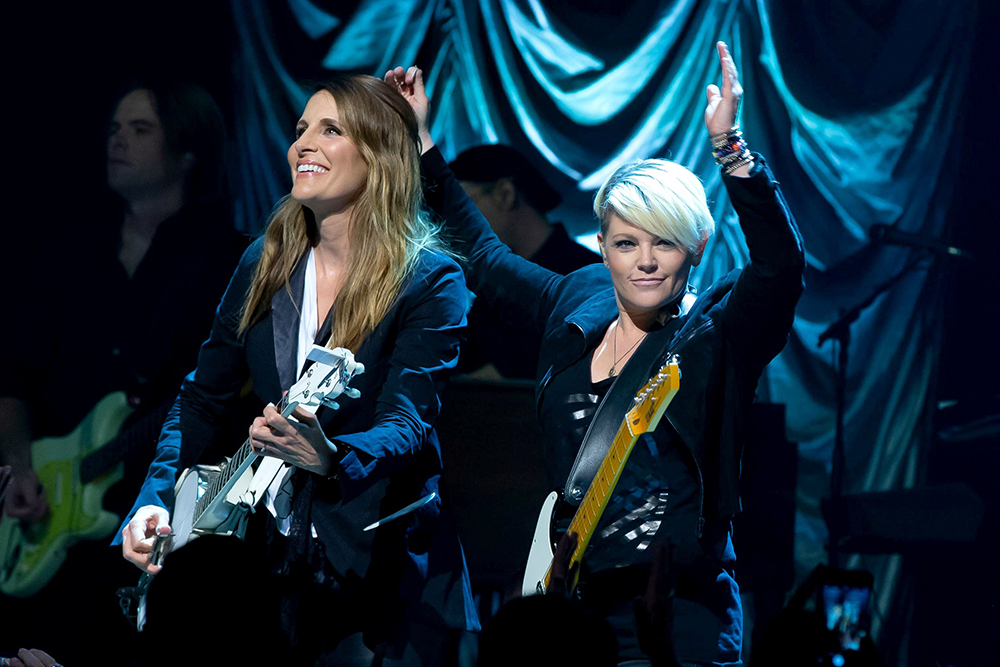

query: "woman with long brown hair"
(118, 75), (478, 664)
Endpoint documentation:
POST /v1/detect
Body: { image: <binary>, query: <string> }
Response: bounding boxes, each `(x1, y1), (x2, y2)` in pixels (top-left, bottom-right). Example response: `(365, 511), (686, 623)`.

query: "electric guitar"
(169, 345), (363, 550)
(522, 355), (681, 596)
(0, 395), (172, 597)
(117, 344), (363, 630)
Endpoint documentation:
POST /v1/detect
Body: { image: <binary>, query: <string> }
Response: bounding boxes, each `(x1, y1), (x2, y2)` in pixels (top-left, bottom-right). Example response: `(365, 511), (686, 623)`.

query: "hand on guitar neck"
(545, 532), (579, 598)
(122, 505), (172, 574)
(248, 403), (338, 477)
(3, 468), (48, 522)
(0, 397), (47, 522)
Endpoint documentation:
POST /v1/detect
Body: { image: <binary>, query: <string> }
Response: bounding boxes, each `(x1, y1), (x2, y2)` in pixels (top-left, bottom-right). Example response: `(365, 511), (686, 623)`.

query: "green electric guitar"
(0, 392), (169, 597)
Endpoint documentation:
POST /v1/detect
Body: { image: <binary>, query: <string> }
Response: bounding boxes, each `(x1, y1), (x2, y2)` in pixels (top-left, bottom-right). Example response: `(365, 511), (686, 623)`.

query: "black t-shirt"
(5, 204), (246, 431)
(539, 348), (742, 665)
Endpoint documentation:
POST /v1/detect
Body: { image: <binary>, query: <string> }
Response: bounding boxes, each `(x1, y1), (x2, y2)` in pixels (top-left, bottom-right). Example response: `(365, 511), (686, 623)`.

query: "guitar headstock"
(625, 355), (681, 437)
(286, 346), (365, 413)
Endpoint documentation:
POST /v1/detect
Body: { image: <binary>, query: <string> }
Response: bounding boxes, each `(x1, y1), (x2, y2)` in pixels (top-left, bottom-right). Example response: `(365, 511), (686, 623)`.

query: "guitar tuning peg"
(322, 398), (341, 411)
(344, 387), (361, 399)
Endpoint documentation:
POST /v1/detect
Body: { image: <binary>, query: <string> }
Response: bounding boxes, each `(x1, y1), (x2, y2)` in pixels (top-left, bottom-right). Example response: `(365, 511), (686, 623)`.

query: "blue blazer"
(118, 238), (479, 634)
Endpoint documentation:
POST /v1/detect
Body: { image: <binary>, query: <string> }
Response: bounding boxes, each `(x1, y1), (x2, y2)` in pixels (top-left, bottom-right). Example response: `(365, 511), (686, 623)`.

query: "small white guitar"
(522, 356), (681, 596)
(119, 344), (364, 630)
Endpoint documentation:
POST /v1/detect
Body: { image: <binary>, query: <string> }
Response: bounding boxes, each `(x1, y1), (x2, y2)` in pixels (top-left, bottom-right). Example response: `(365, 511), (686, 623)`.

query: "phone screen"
(822, 582), (871, 652)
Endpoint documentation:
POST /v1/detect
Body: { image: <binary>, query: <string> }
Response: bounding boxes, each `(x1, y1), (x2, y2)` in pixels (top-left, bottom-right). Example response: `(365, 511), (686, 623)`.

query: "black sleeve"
(717, 155), (806, 371)
(421, 146), (570, 341)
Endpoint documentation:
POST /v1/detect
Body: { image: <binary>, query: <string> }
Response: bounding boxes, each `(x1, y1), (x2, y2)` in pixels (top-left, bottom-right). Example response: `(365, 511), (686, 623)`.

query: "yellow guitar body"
(0, 392), (133, 597)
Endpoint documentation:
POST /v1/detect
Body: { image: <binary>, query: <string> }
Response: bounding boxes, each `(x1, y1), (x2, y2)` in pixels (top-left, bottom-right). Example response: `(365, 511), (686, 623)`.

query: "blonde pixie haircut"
(594, 159), (714, 253)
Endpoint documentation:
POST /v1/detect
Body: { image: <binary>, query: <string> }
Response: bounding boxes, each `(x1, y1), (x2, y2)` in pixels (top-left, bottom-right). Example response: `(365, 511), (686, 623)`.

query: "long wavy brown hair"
(239, 75), (443, 353)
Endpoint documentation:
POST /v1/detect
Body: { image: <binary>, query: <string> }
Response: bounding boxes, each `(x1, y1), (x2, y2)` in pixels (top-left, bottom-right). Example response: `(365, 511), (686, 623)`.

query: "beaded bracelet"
(711, 126), (754, 174)
(722, 155), (754, 175)
(711, 126), (742, 149)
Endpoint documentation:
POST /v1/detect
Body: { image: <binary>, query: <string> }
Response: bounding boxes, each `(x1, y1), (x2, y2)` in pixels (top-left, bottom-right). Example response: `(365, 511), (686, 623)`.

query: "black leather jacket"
(422, 146), (805, 524)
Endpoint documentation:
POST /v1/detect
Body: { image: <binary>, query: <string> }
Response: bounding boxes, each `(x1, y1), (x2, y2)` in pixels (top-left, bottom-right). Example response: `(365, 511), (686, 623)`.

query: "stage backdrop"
(229, 0), (974, 657)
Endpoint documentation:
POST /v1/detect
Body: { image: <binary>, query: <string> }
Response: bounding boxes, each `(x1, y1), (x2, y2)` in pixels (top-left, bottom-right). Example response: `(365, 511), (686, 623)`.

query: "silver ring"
(260, 444), (266, 453)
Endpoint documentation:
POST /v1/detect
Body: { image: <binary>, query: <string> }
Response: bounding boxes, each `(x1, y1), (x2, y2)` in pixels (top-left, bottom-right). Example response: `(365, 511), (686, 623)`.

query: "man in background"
(450, 144), (600, 378)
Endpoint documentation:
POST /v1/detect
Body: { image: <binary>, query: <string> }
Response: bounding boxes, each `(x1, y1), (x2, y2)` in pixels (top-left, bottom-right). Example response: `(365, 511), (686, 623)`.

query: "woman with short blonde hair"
(400, 41), (805, 664)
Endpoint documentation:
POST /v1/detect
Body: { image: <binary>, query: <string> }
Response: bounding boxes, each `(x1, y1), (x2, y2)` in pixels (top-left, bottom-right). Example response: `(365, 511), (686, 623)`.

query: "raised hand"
(547, 531), (579, 597)
(704, 41), (743, 137)
(248, 405), (336, 476)
(384, 65), (434, 153)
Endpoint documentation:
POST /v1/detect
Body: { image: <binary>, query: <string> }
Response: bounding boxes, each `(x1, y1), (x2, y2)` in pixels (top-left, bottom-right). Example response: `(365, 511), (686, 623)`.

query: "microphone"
(869, 224), (972, 259)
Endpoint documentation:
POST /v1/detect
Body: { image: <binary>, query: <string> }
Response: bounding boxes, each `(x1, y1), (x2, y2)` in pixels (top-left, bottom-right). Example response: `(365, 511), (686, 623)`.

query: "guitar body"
(128, 462), (261, 632)
(0, 392), (133, 597)
(169, 468), (201, 553)
(118, 344), (364, 631)
(522, 491), (560, 596)
(520, 358), (681, 596)
(170, 456), (265, 550)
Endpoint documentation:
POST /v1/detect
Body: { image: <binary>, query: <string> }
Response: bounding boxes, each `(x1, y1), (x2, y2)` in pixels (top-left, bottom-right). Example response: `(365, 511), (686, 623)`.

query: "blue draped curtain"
(230, 0), (975, 657)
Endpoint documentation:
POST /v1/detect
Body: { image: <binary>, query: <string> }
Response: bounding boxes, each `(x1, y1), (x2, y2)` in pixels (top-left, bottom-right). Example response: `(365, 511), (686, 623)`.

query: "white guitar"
(522, 356), (681, 596)
(118, 344), (364, 629)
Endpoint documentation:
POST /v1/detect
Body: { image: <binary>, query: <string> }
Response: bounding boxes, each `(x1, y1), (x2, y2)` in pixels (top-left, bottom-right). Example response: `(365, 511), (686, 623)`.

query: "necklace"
(609, 320), (647, 377)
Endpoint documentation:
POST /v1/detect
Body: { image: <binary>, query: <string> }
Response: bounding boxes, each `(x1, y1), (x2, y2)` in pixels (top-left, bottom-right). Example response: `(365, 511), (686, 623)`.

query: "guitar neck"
(561, 421), (640, 574)
(547, 360), (680, 590)
(185, 348), (358, 529)
(192, 395), (293, 522)
(79, 400), (173, 485)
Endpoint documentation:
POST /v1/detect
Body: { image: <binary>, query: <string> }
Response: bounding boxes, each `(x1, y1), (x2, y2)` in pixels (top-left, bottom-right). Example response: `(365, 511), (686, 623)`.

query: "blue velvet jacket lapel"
(270, 251), (308, 391)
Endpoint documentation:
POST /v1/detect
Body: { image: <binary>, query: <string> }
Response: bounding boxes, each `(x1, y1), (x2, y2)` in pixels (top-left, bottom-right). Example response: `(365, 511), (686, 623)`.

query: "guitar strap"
(562, 305), (688, 505)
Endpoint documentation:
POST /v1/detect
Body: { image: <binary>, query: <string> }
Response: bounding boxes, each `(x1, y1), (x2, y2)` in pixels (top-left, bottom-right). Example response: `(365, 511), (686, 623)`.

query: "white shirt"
(264, 249), (318, 537)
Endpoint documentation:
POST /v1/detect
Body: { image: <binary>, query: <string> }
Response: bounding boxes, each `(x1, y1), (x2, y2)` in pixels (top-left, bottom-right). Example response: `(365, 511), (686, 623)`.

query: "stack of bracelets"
(711, 126), (754, 175)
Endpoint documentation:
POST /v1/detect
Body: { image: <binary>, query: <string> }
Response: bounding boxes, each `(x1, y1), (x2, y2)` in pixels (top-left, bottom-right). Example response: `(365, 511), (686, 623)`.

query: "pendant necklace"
(609, 319), (647, 377)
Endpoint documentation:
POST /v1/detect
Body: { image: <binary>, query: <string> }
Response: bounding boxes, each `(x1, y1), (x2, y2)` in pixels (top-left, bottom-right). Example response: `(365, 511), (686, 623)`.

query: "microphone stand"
(817, 250), (930, 567)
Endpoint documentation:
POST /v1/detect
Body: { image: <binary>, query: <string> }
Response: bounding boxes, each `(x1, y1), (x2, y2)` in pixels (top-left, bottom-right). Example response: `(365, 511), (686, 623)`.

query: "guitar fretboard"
(563, 416), (639, 568)
(192, 394), (291, 521)
(543, 361), (679, 591)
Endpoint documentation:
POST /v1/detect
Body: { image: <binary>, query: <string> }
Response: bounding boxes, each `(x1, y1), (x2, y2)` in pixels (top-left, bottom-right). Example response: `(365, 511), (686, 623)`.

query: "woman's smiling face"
(287, 91), (368, 218)
(598, 213), (703, 314)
